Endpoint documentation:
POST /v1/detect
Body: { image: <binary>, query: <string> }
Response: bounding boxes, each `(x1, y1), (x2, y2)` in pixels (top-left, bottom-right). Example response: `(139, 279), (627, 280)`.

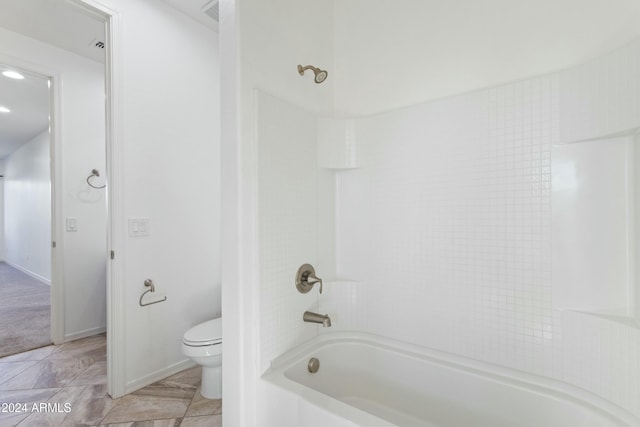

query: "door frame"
(0, 56), (63, 344)
(69, 0), (125, 398)
(0, 0), (125, 398)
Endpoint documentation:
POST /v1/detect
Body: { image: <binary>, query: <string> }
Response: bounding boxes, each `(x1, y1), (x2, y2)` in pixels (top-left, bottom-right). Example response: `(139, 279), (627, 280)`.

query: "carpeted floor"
(0, 262), (51, 358)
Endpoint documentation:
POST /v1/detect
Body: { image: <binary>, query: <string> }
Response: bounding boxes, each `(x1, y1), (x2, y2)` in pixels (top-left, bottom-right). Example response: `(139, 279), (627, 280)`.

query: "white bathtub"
(262, 333), (638, 427)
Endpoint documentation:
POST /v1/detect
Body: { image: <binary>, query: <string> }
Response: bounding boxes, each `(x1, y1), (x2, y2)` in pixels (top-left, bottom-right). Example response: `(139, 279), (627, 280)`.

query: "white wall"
(332, 74), (558, 375)
(3, 130), (51, 283)
(0, 26), (107, 341)
(552, 137), (634, 314)
(256, 92), (333, 373)
(0, 159), (5, 261)
(333, 0), (640, 116)
(227, 1), (640, 424)
(559, 38), (640, 143)
(327, 38), (640, 420)
(90, 0), (221, 394)
(222, 0), (334, 424)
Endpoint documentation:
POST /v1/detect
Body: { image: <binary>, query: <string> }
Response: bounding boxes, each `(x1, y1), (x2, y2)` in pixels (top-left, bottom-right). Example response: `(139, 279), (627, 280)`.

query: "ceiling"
(0, 0), (217, 160)
(0, 0), (105, 63)
(0, 68), (49, 159)
(0, 0), (105, 160)
(161, 0), (219, 32)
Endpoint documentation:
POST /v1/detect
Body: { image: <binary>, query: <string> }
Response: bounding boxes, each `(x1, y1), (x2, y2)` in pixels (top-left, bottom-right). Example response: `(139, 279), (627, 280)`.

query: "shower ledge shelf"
(567, 309), (640, 329)
(558, 126), (640, 145)
(321, 166), (360, 170)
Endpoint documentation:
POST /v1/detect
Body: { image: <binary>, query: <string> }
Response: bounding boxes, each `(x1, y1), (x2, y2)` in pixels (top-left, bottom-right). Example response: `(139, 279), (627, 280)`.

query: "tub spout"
(303, 311), (332, 327)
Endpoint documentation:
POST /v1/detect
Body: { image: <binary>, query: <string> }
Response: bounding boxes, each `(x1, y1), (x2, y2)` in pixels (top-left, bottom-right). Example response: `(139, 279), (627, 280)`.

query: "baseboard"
(64, 326), (106, 342)
(5, 261), (51, 286)
(125, 359), (197, 395)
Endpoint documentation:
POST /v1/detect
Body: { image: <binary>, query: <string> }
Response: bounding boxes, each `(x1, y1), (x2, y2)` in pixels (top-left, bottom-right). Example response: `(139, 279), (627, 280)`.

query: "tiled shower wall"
(562, 310), (640, 414)
(256, 91), (332, 373)
(253, 38), (640, 418)
(325, 38), (640, 417)
(333, 75), (559, 375)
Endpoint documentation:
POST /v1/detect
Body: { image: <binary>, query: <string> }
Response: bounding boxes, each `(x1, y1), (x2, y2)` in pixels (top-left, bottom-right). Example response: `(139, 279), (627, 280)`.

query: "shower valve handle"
(306, 273), (323, 294)
(296, 264), (323, 294)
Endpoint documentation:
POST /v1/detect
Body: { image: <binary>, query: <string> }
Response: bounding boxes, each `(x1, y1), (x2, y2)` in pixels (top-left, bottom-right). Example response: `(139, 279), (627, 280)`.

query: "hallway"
(0, 262), (50, 358)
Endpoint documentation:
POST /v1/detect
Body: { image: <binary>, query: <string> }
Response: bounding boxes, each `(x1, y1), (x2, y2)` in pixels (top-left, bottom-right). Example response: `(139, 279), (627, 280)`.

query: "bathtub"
(262, 332), (638, 427)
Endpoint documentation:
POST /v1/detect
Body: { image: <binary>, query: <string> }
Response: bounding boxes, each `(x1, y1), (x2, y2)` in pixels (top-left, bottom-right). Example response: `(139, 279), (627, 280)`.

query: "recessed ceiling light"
(0, 106), (10, 113)
(2, 70), (24, 80)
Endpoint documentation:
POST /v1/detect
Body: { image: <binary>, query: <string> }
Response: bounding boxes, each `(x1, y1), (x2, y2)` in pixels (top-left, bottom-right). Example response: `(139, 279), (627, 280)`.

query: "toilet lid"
(183, 318), (222, 346)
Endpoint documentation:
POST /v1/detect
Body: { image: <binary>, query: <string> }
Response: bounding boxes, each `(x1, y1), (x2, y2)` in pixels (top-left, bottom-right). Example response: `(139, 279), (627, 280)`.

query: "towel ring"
(87, 169), (106, 189)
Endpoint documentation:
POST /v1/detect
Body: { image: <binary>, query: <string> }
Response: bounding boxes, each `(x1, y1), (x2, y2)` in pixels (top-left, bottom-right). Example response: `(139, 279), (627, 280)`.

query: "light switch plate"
(66, 217), (78, 232)
(128, 218), (150, 237)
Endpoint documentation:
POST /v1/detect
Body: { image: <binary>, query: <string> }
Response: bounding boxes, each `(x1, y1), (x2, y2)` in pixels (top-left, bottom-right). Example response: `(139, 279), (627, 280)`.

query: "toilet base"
(200, 365), (222, 399)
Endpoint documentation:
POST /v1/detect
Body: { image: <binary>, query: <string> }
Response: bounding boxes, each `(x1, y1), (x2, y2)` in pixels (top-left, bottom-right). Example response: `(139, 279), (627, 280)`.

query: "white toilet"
(182, 317), (222, 399)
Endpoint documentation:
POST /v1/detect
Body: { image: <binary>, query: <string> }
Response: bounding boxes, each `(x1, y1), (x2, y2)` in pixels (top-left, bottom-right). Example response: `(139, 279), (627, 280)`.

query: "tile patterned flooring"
(0, 335), (221, 427)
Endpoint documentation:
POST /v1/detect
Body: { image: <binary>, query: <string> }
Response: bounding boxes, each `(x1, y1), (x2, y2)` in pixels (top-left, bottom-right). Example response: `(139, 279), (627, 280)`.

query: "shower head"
(298, 64), (328, 84)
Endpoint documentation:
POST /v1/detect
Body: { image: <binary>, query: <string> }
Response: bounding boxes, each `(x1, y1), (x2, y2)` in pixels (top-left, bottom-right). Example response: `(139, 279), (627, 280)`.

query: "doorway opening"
(0, 0), (108, 372)
(0, 65), (52, 357)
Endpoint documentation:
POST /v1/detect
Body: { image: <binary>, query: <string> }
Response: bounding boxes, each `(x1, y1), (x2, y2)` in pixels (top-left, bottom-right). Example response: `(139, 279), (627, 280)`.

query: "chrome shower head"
(298, 64), (328, 84)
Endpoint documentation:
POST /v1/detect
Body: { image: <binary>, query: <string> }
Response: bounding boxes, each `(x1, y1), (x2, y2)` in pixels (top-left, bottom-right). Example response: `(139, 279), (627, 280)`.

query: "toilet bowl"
(182, 317), (222, 399)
